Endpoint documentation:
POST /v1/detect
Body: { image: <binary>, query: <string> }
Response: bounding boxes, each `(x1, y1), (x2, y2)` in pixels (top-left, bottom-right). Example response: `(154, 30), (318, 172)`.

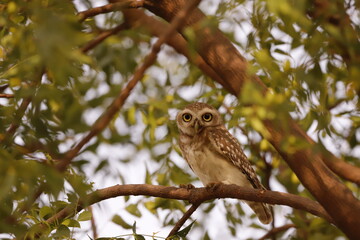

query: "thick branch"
(45, 184), (333, 227)
(322, 153), (360, 185)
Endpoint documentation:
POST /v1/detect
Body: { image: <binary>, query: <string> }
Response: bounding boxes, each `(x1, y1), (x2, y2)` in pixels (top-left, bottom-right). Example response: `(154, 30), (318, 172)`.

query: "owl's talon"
(179, 184), (195, 189)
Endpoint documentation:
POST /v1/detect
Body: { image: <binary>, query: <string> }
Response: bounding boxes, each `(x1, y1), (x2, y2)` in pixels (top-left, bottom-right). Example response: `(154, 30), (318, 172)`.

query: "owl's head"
(176, 102), (223, 136)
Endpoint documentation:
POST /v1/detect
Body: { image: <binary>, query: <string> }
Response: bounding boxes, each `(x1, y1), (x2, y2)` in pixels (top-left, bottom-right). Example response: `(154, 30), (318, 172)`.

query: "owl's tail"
(245, 200), (273, 224)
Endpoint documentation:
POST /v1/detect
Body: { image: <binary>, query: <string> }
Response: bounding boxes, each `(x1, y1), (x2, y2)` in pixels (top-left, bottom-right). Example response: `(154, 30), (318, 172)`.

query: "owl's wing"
(208, 126), (264, 189)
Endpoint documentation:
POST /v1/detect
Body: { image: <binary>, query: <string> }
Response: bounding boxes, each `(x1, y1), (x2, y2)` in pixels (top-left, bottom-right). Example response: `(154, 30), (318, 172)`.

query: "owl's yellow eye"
(182, 113), (192, 122)
(202, 113), (213, 122)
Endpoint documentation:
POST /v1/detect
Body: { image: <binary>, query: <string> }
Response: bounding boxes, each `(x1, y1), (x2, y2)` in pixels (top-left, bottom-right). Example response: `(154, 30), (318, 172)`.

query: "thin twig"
(4, 97), (32, 137)
(1, 69), (44, 144)
(258, 223), (296, 240)
(167, 203), (201, 239)
(0, 93), (14, 98)
(88, 206), (98, 239)
(18, 185), (45, 213)
(81, 24), (127, 53)
(56, 0), (203, 171)
(77, 1), (144, 22)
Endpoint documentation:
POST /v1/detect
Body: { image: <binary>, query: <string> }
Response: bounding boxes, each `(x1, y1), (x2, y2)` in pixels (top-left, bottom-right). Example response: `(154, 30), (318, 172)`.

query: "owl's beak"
(194, 119), (203, 133)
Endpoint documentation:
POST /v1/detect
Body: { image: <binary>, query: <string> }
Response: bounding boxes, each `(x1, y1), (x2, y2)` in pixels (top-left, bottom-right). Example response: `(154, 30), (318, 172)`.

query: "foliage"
(0, 0), (359, 239)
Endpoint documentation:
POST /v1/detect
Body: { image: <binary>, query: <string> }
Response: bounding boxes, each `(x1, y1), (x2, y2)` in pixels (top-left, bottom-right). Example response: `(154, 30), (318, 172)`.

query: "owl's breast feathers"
(179, 127), (246, 184)
(178, 128), (210, 171)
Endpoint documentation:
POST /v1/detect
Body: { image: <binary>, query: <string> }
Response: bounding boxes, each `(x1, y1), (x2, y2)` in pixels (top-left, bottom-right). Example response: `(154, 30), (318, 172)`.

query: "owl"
(176, 102), (272, 224)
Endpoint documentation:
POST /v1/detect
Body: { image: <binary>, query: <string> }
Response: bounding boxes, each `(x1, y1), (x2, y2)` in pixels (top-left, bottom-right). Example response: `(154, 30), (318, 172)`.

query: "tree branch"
(259, 223), (296, 240)
(45, 184), (333, 229)
(81, 24), (127, 53)
(88, 206), (98, 240)
(0, 93), (14, 98)
(321, 153), (360, 185)
(77, 1), (144, 22)
(167, 203), (200, 238)
(4, 97), (32, 137)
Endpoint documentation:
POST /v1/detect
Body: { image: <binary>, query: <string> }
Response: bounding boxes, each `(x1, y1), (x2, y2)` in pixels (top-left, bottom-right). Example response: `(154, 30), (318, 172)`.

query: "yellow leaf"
(259, 139), (269, 151)
(165, 95), (173, 102)
(256, 107), (267, 119)
(49, 100), (60, 112)
(291, 173), (300, 184)
(141, 112), (148, 125)
(156, 116), (167, 125)
(283, 60), (291, 72)
(9, 77), (21, 87)
(7, 2), (17, 13)
(272, 156), (281, 168)
(127, 106), (136, 125)
(251, 118), (270, 138)
(216, 94), (224, 102)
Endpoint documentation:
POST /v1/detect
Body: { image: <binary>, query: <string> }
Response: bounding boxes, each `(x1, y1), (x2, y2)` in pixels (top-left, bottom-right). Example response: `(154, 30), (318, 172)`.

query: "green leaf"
(39, 206), (53, 220)
(134, 234), (146, 240)
(132, 221), (137, 234)
(144, 201), (157, 214)
(175, 220), (195, 238)
(94, 160), (108, 174)
(53, 225), (70, 239)
(127, 106), (137, 125)
(145, 168), (152, 185)
(126, 204), (142, 217)
(62, 219), (80, 228)
(112, 215), (133, 229)
(78, 210), (92, 221)
(170, 164), (194, 185)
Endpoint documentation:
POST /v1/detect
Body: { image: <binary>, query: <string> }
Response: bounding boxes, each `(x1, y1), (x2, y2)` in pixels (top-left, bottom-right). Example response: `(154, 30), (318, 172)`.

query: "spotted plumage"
(176, 102), (272, 224)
